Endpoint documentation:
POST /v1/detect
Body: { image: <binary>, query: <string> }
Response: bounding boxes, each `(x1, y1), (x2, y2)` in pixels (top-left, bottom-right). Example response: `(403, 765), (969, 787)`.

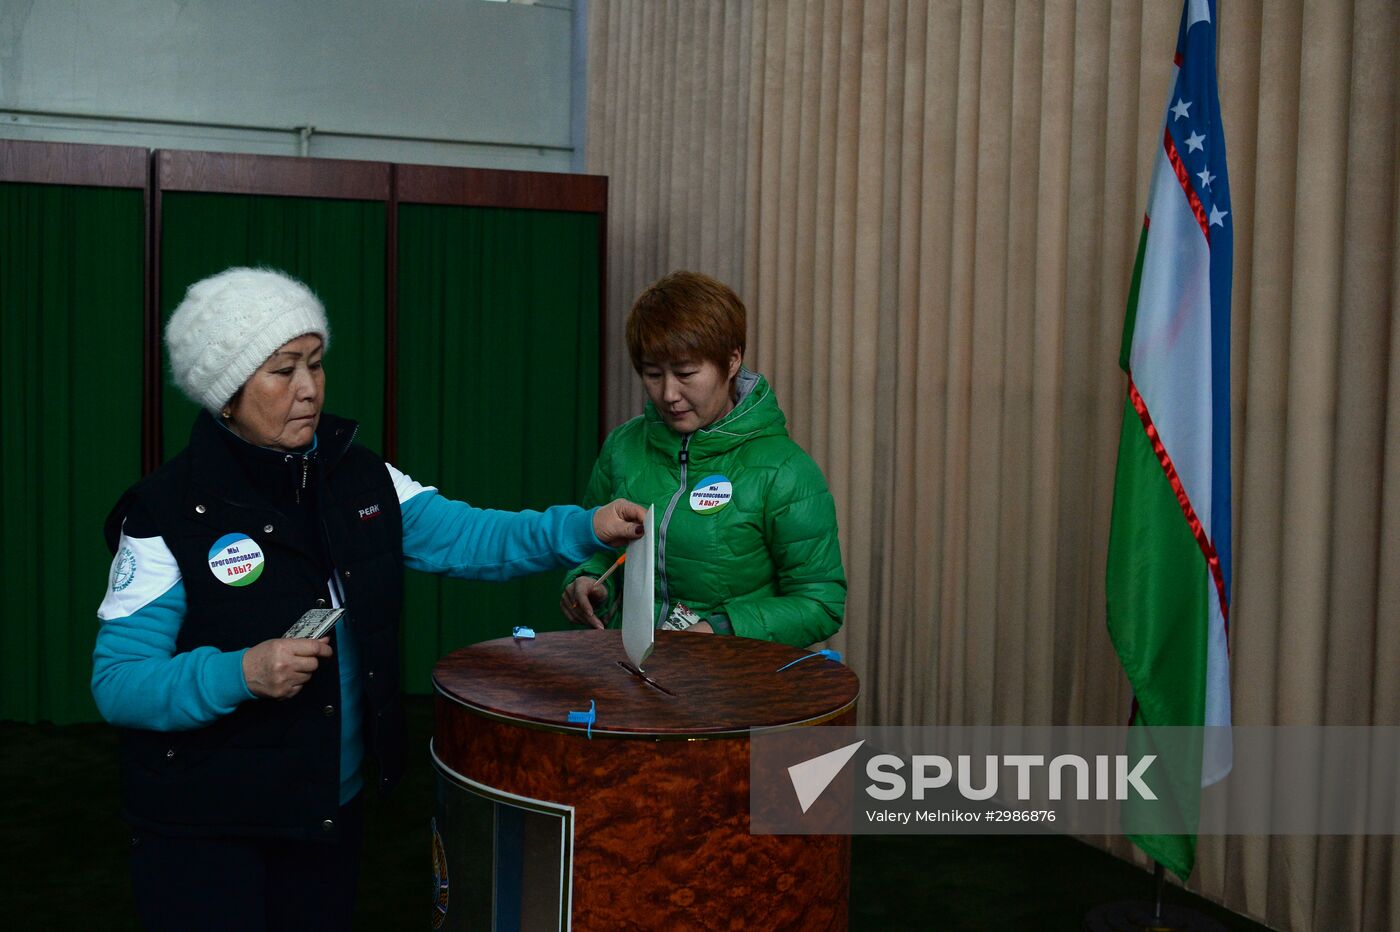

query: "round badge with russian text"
(207, 533), (265, 587)
(689, 475), (733, 515)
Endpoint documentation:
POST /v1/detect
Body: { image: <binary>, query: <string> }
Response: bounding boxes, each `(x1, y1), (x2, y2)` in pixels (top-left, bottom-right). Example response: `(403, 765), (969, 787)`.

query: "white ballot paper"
(621, 504), (656, 670)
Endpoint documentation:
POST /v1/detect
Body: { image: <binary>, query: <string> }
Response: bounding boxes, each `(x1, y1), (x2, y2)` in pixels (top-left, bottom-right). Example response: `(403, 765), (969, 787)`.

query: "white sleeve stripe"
(384, 462), (436, 505)
(98, 531), (184, 621)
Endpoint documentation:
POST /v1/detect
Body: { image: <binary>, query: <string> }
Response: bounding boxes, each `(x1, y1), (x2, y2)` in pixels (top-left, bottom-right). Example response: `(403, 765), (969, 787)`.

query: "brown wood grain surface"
(433, 629), (859, 737)
(434, 699), (854, 930)
(0, 139), (146, 188)
(155, 149), (391, 199)
(396, 163), (607, 212)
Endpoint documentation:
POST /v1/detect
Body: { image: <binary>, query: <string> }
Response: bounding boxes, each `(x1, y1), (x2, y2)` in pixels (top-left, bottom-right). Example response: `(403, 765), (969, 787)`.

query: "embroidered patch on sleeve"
(99, 530), (182, 620)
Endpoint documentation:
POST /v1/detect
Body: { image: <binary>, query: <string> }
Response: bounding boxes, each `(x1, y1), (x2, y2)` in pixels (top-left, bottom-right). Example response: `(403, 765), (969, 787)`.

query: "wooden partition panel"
(396, 164), (609, 446)
(394, 165), (608, 691)
(156, 150), (391, 200)
(0, 140), (148, 723)
(0, 140), (146, 187)
(397, 164), (608, 213)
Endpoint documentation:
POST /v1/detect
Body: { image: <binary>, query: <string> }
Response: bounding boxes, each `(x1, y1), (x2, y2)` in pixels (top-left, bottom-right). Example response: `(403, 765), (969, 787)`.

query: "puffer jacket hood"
(640, 368), (783, 459)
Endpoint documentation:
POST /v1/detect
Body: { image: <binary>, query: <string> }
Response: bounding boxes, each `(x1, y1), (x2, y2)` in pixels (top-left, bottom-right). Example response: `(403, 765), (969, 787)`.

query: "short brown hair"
(625, 271), (747, 373)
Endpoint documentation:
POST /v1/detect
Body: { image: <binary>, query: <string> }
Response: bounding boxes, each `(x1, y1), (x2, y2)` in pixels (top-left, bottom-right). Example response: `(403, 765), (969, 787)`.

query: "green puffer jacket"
(564, 370), (845, 647)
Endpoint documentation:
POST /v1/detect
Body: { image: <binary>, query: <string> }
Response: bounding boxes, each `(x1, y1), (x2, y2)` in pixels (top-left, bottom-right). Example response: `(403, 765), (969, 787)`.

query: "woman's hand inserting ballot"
(561, 576), (608, 629)
(591, 498), (647, 547)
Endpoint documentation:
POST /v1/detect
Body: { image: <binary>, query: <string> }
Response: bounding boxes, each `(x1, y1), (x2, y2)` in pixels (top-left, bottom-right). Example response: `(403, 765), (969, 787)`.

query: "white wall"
(0, 0), (577, 172)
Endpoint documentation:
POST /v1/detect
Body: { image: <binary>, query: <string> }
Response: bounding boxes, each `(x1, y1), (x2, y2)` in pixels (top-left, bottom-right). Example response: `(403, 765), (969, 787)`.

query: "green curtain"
(159, 192), (386, 457)
(396, 205), (601, 692)
(0, 183), (145, 724)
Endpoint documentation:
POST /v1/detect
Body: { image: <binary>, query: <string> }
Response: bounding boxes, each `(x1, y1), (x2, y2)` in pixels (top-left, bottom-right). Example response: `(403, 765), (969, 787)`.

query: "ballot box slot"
(616, 660), (677, 697)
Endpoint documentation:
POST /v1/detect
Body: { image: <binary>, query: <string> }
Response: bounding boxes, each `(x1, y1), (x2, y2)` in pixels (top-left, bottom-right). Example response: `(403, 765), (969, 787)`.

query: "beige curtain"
(586, 1), (1399, 928)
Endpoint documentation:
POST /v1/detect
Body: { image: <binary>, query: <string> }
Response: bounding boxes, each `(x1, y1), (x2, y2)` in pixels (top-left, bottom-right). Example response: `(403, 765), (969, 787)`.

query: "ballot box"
(431, 629), (859, 931)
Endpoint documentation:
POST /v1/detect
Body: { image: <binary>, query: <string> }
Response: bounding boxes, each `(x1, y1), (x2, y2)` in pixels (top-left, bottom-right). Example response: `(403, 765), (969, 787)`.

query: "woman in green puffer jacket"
(559, 271), (846, 647)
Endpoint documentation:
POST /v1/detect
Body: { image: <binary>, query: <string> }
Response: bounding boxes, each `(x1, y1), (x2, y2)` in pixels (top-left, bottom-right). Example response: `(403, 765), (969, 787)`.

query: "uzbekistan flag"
(1105, 0), (1232, 880)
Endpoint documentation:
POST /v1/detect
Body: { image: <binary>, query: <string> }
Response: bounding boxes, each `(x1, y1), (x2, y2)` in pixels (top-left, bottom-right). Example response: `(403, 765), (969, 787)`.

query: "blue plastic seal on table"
(512, 626), (536, 639)
(567, 698), (597, 739)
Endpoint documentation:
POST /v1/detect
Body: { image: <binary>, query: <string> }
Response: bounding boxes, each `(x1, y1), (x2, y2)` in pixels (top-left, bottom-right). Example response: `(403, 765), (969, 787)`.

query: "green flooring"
(0, 698), (1270, 930)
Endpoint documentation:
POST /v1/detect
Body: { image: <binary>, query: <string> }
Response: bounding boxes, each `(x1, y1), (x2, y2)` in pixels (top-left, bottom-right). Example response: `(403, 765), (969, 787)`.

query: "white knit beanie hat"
(166, 267), (330, 412)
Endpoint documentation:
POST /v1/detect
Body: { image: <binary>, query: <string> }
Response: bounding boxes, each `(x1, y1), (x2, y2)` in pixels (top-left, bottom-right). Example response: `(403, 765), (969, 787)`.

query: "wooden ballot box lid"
(433, 629), (859, 738)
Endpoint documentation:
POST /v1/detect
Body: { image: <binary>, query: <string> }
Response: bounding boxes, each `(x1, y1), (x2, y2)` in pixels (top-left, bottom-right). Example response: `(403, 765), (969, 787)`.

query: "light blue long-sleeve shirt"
(92, 462), (603, 803)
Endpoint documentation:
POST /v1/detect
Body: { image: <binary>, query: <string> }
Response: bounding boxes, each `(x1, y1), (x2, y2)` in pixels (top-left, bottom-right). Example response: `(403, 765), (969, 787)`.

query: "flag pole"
(1083, 862), (1225, 932)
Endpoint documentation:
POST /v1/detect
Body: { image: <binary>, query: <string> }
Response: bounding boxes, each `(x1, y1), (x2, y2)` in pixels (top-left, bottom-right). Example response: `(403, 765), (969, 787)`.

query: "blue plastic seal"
(775, 649), (843, 673)
(566, 699), (597, 739)
(512, 626), (536, 639)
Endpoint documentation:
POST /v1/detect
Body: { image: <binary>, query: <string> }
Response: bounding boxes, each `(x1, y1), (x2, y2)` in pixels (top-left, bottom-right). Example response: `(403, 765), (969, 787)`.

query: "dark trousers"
(129, 794), (364, 932)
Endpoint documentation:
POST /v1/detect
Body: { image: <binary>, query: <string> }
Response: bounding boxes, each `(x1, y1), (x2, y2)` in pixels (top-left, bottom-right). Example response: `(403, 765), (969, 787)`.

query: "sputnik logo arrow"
(787, 740), (865, 813)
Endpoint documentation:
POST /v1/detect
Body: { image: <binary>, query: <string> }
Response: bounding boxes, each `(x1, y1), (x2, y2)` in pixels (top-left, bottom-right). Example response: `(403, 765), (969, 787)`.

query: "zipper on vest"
(656, 436), (690, 626)
(283, 453), (300, 504)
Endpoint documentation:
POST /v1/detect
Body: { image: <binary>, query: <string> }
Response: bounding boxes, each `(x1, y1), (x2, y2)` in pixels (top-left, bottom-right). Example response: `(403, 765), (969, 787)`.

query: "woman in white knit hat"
(91, 267), (645, 930)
